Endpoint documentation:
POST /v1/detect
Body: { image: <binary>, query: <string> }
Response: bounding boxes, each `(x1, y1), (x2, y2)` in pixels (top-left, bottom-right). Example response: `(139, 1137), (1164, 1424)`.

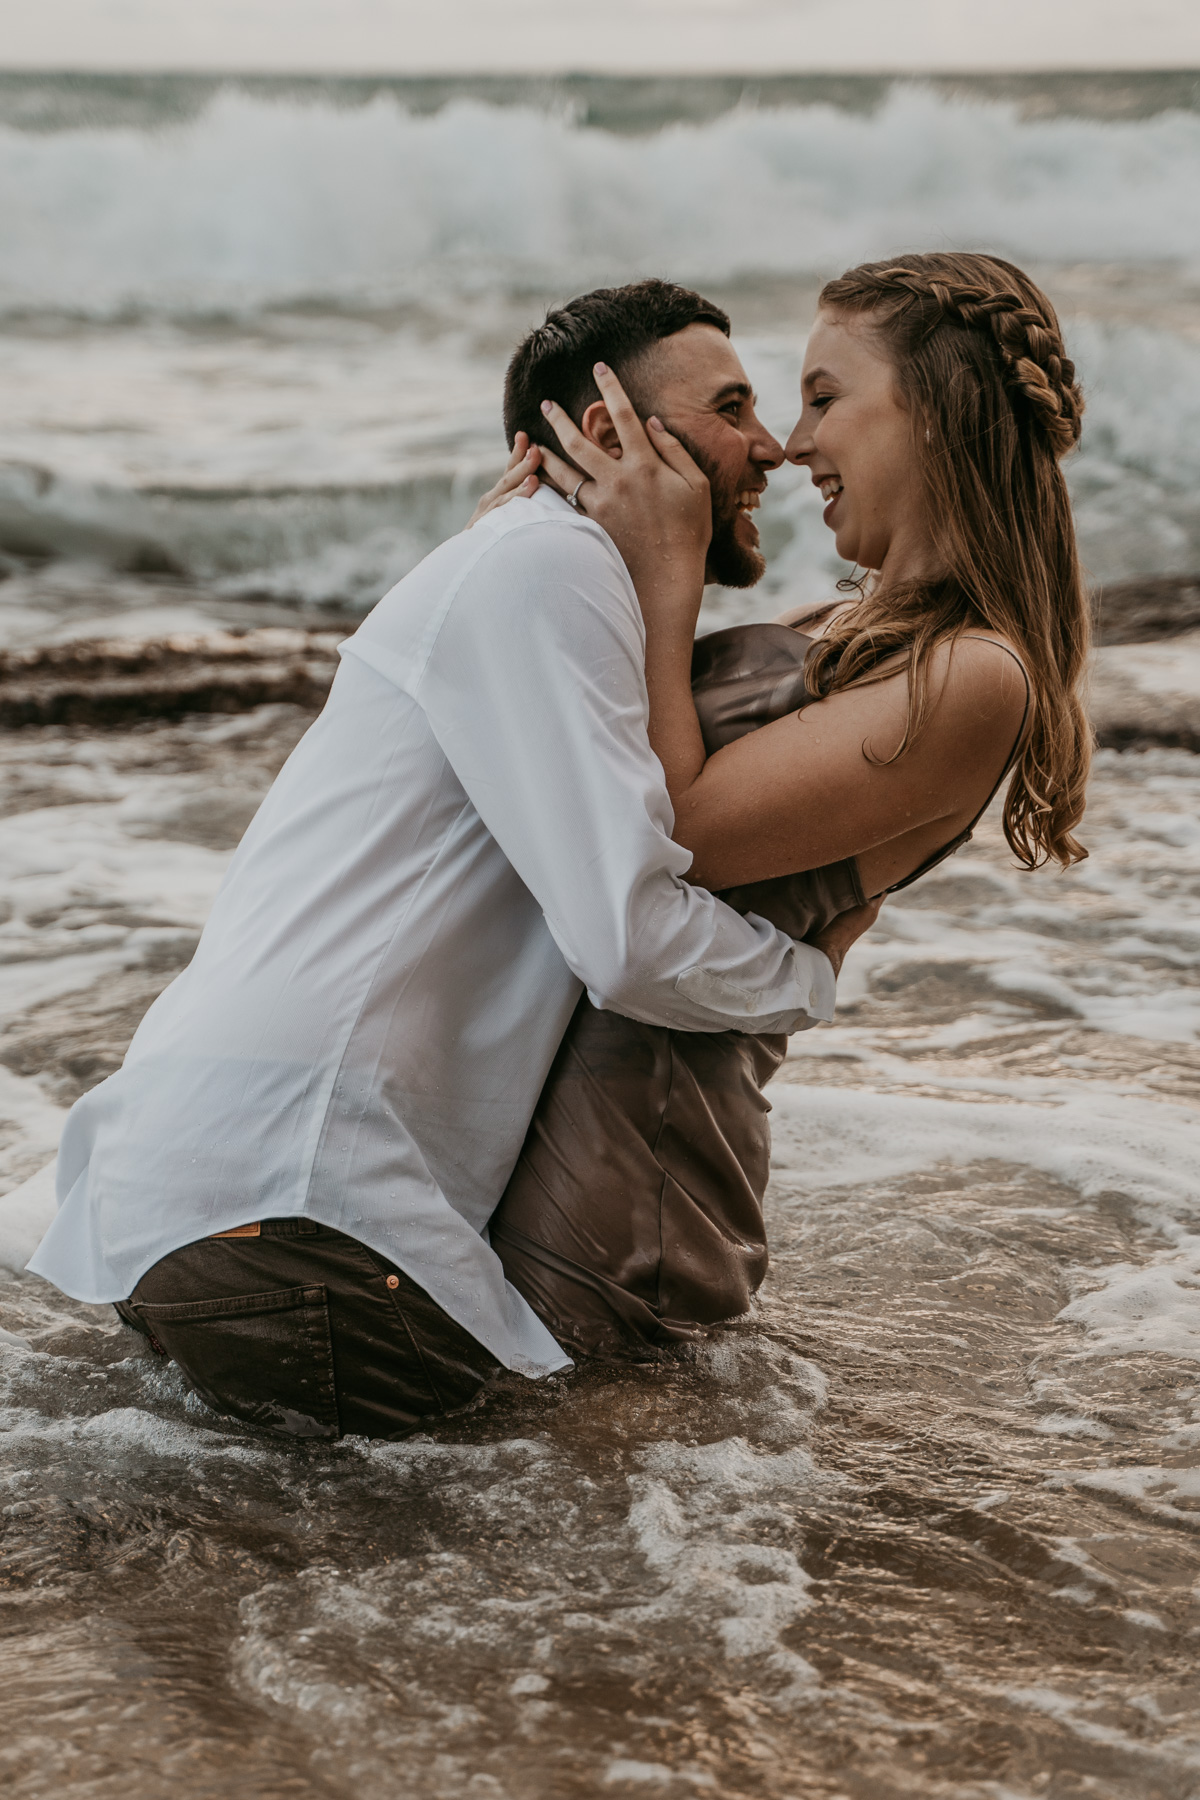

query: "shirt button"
(386, 1275), (400, 1289)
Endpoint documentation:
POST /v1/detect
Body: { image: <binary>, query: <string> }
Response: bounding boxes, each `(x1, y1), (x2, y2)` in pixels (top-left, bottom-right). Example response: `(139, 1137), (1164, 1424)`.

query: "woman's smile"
(786, 308), (936, 581)
(817, 472), (844, 526)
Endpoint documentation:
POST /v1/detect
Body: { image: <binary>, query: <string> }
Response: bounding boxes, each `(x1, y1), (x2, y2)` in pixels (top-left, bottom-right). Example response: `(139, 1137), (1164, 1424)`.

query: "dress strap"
(883, 635), (1032, 896)
(960, 636), (1033, 789)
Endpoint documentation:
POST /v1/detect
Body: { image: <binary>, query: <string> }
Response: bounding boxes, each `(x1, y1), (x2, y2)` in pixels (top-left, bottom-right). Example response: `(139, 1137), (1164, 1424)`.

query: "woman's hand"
(469, 369), (714, 803)
(466, 433), (543, 529)
(536, 365), (711, 628)
(809, 895), (884, 978)
(538, 366), (713, 798)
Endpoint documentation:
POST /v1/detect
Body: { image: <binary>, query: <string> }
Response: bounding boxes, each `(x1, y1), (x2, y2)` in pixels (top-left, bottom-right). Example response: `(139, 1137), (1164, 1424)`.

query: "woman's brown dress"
(489, 622), (1027, 1361)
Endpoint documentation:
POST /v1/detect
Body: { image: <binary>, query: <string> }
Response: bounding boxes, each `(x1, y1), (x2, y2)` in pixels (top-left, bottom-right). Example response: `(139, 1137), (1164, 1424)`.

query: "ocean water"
(2, 72), (1200, 640)
(2, 718), (1200, 1796)
(3, 72), (1200, 1798)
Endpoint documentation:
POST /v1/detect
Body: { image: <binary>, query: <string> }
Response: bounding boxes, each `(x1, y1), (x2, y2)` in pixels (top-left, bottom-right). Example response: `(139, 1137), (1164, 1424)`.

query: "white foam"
(625, 1416), (839, 1699)
(770, 1085), (1200, 1221)
(1049, 1464), (1200, 1527)
(0, 1401), (268, 1461)
(625, 1471), (818, 1686)
(0, 797), (235, 1274)
(0, 1062), (67, 1262)
(1060, 1244), (1200, 1362)
(603, 1763), (711, 1788)
(1, 801), (228, 915)
(2, 88), (1199, 319)
(0, 1161), (59, 1276)
(770, 1083), (1200, 1367)
(1032, 1413), (1114, 1438)
(1004, 1685), (1200, 1766)
(0, 800), (230, 1016)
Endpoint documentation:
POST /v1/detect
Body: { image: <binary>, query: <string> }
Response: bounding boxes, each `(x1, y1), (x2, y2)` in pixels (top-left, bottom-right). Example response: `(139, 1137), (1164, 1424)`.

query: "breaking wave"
(2, 84), (1199, 316)
(4, 77), (1199, 616)
(5, 314), (1200, 608)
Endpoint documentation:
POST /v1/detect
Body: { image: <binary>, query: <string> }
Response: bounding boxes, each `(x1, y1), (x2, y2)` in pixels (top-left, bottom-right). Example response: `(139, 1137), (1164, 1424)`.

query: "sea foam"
(1, 86), (1198, 316)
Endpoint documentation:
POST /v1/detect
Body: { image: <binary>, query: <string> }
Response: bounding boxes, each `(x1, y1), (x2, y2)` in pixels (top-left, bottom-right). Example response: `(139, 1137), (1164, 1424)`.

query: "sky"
(2, 0), (1198, 75)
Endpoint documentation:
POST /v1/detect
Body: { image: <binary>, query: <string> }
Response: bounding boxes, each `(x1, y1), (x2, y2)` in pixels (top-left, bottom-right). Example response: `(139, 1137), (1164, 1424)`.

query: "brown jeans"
(115, 1218), (500, 1441)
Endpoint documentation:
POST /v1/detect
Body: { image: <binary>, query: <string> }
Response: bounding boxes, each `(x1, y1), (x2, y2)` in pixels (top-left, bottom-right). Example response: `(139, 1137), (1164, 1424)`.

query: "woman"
(473, 252), (1091, 1362)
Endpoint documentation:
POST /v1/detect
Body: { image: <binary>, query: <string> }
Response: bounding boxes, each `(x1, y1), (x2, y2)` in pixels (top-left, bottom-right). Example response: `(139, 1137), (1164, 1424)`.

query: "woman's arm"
(465, 433), (543, 527)
(672, 638), (1028, 894)
(541, 372), (1028, 898)
(536, 375), (713, 798)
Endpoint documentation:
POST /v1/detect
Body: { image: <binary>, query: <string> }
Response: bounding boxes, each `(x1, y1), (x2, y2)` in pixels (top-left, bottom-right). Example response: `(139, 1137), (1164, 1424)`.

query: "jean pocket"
(133, 1285), (339, 1439)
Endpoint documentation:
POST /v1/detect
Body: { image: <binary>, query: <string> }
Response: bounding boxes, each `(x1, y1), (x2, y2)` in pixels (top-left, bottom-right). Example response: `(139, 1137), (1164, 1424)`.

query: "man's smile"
(735, 485), (765, 541)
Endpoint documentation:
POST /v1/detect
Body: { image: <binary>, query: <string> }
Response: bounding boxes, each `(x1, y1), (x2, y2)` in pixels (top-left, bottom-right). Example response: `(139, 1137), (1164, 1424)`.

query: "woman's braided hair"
(807, 251), (1091, 869)
(835, 259), (1084, 454)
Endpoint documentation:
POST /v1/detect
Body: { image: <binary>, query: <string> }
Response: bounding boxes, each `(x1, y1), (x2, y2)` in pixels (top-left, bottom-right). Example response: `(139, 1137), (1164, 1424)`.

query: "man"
(499, 280), (775, 594)
(31, 281), (869, 1441)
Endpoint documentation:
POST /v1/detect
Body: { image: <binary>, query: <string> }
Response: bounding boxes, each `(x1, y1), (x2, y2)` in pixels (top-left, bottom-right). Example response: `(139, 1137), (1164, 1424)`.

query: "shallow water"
(2, 725), (1199, 1797)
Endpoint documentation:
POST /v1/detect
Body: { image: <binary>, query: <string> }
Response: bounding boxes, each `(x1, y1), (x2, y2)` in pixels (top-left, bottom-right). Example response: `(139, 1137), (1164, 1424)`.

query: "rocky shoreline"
(3, 574), (1198, 747)
(0, 627), (344, 730)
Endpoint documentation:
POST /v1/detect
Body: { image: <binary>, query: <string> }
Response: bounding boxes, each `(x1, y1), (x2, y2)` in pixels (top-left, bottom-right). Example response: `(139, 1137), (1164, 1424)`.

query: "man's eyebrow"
(708, 379), (754, 407)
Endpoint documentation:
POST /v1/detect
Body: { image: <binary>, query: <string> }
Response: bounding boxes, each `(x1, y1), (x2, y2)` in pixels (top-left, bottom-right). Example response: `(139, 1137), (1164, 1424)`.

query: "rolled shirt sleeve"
(411, 514), (835, 1035)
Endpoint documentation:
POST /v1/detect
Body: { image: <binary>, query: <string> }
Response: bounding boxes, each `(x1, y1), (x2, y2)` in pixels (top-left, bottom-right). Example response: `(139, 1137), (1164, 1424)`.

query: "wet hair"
(503, 278), (730, 457)
(807, 251), (1091, 870)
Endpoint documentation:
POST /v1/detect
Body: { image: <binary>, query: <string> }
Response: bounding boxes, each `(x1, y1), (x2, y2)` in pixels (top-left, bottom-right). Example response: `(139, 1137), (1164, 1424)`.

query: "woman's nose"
(784, 425), (812, 464)
(746, 411), (785, 469)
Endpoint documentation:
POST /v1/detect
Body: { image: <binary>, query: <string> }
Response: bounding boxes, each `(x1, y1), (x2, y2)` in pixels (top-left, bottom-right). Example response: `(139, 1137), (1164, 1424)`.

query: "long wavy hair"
(805, 251), (1091, 868)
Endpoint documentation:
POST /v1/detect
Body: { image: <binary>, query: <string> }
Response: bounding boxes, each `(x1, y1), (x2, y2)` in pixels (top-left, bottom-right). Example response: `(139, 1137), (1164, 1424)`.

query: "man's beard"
(672, 429), (766, 591)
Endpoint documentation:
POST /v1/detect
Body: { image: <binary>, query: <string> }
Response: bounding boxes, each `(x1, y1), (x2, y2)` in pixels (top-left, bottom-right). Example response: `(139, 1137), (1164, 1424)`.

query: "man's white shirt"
(30, 489), (836, 1375)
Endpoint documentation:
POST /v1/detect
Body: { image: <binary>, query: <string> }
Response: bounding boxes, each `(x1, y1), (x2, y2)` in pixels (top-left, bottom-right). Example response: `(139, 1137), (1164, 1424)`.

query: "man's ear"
(579, 400), (623, 458)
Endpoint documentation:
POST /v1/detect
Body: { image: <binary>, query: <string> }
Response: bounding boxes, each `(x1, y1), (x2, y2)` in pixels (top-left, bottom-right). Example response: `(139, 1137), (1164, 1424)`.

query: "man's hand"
(808, 895), (884, 978)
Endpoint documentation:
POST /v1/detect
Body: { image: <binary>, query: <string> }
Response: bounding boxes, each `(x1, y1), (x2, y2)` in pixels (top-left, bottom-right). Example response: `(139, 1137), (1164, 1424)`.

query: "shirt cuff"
(801, 943), (837, 1024)
(673, 941), (835, 1030)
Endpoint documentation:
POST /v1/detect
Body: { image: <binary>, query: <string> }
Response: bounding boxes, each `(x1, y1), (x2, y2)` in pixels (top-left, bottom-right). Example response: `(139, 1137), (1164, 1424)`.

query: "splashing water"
(1, 706), (1199, 1796)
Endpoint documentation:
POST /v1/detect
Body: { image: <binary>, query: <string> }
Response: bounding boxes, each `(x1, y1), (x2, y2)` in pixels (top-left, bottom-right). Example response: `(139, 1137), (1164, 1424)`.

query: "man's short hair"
(503, 278), (731, 455)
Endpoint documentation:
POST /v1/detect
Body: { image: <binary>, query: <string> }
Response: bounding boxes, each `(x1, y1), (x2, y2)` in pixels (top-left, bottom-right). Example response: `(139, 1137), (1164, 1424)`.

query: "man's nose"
(749, 419), (785, 470)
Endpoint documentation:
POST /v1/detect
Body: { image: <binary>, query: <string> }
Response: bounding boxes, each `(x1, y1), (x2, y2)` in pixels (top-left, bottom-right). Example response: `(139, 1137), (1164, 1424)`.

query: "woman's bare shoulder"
(925, 630), (1030, 747)
(943, 628), (1029, 689)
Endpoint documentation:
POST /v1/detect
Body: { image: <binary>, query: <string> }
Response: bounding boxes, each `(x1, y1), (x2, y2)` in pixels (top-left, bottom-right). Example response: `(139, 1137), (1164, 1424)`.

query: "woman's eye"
(811, 394), (835, 410)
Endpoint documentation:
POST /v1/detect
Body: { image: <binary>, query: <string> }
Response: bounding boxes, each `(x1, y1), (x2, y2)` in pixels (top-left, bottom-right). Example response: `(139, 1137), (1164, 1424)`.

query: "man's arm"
(412, 514), (837, 1034)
